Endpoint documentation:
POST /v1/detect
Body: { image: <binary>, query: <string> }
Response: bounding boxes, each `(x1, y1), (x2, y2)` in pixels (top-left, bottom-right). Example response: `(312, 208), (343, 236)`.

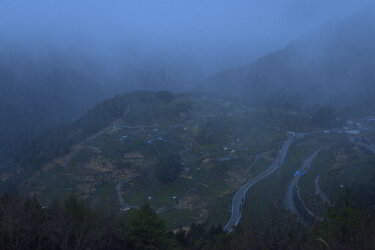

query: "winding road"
(223, 132), (297, 232)
(117, 118), (375, 228)
(284, 148), (324, 221)
(349, 136), (375, 154)
(222, 118), (375, 231)
(284, 148), (325, 224)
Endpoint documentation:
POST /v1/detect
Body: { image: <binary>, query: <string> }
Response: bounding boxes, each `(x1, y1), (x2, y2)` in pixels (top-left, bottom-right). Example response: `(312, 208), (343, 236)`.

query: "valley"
(1, 2), (375, 249)
(6, 91), (375, 232)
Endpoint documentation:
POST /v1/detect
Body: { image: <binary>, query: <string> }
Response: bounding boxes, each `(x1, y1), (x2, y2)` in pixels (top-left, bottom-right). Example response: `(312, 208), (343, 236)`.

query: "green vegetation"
(1, 193), (372, 250)
(6, 90), (375, 247)
(155, 154), (183, 184)
(20, 90), (190, 171)
(122, 175), (192, 208)
(123, 204), (178, 249)
(0, 194), (179, 250)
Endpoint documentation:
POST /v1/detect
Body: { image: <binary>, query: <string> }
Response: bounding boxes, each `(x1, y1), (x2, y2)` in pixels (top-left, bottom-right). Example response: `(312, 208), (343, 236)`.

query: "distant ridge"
(211, 4), (375, 110)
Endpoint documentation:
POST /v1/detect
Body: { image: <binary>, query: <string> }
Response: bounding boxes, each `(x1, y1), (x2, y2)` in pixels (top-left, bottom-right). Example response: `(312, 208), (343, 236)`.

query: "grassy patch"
(159, 208), (199, 229)
(205, 193), (232, 226)
(122, 175), (195, 208)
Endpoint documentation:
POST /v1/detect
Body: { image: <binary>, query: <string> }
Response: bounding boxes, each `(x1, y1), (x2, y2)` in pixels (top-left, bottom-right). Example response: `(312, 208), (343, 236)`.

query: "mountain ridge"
(210, 4), (375, 110)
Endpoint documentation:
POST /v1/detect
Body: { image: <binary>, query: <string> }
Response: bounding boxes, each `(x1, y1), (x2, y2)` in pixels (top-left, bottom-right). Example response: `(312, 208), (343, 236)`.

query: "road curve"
(223, 134), (296, 232)
(284, 148), (324, 223)
(349, 136), (375, 154)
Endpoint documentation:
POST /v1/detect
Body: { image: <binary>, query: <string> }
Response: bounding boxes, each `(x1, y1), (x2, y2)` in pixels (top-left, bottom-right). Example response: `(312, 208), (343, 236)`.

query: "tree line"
(0, 191), (374, 249)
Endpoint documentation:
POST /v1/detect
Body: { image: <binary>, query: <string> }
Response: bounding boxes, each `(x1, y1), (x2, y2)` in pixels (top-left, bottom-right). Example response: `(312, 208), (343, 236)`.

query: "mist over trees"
(1, 1), (374, 169)
(1, 2), (375, 249)
(0, 48), (198, 169)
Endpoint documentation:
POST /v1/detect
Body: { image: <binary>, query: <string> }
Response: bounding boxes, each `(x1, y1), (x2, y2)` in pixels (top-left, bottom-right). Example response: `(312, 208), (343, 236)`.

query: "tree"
(122, 204), (176, 249)
(154, 154), (183, 184)
(314, 189), (375, 249)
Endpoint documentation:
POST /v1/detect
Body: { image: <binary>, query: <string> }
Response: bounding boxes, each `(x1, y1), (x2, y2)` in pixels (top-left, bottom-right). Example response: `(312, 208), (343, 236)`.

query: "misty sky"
(0, 0), (374, 73)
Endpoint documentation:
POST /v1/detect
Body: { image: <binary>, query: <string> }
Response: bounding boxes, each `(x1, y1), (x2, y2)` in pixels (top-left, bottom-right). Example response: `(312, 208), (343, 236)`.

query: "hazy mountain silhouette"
(212, 5), (375, 110)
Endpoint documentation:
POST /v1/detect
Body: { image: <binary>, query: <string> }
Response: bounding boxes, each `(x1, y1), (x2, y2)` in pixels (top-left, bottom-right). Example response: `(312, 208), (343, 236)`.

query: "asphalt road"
(224, 134), (296, 232)
(223, 119), (375, 232)
(284, 148), (324, 223)
(349, 136), (375, 154)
